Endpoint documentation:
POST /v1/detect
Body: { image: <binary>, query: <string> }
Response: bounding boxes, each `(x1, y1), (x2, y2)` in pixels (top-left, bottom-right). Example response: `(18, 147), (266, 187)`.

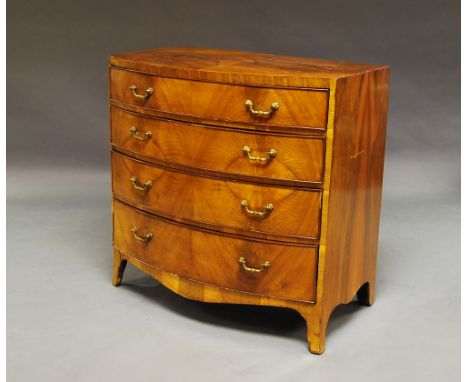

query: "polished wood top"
(109, 46), (388, 87)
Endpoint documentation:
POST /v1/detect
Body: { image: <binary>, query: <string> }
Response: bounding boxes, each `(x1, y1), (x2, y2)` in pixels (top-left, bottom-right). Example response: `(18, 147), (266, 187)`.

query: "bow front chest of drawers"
(109, 47), (389, 354)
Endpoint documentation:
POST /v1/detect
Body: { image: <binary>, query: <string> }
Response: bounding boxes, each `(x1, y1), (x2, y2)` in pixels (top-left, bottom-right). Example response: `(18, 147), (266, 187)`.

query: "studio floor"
(7, 152), (460, 382)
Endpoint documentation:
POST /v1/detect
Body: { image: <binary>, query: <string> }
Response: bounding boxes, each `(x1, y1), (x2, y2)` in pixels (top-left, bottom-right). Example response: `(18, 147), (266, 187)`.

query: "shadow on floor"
(120, 275), (365, 349)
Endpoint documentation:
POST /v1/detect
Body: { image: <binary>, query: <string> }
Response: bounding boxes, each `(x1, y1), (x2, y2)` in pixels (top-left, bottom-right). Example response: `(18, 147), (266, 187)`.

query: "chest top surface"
(109, 46), (388, 87)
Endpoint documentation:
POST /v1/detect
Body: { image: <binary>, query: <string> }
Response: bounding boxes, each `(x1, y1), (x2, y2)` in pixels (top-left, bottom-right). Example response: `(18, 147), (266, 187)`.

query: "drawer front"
(110, 68), (329, 130)
(112, 152), (322, 240)
(111, 107), (325, 184)
(113, 199), (318, 302)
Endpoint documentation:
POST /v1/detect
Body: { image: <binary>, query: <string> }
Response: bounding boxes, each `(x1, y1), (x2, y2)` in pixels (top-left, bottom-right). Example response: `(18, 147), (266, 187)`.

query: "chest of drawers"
(109, 47), (389, 354)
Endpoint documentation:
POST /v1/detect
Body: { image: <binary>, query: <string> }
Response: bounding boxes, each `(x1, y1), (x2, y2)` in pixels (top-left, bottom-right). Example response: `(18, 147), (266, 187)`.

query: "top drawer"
(110, 68), (329, 130)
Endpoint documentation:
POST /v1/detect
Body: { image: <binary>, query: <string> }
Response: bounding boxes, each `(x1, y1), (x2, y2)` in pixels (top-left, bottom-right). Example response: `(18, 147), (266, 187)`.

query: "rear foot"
(112, 250), (127, 286)
(356, 282), (375, 306)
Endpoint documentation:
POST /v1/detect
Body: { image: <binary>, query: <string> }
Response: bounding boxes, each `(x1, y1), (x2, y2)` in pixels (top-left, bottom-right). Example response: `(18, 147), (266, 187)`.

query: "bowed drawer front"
(110, 68), (329, 130)
(113, 199), (319, 302)
(111, 152), (322, 241)
(109, 47), (389, 355)
(110, 107), (325, 185)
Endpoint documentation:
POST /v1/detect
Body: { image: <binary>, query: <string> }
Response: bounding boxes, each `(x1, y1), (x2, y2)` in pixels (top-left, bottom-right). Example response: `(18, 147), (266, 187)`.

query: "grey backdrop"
(7, 0), (460, 381)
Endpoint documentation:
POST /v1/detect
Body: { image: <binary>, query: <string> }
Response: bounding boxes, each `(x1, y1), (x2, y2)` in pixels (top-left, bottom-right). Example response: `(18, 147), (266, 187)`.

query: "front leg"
(112, 249), (127, 287)
(301, 307), (328, 355)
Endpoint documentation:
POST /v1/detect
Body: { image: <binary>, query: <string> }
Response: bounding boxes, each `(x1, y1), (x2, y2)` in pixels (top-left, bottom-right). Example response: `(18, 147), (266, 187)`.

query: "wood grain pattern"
(113, 199), (319, 302)
(110, 107), (326, 185)
(323, 69), (389, 310)
(304, 69), (390, 354)
(109, 46), (387, 87)
(110, 68), (329, 130)
(113, 247), (317, 311)
(111, 151), (322, 241)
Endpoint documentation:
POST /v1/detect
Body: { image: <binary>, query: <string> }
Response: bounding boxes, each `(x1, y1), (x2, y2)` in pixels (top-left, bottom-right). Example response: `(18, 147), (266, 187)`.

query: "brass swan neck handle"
(242, 146), (277, 164)
(238, 257), (271, 273)
(129, 85), (153, 100)
(240, 200), (274, 219)
(245, 99), (279, 118)
(130, 126), (152, 141)
(130, 176), (152, 192)
(130, 227), (153, 243)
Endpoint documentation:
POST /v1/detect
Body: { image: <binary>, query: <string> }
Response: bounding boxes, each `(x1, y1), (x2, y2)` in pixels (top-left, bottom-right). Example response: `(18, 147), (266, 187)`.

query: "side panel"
(323, 68), (390, 311)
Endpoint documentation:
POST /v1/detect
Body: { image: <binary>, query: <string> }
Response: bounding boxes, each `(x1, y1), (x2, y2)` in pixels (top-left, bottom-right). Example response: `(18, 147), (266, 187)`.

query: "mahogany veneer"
(110, 107), (326, 185)
(110, 68), (329, 130)
(109, 46), (390, 354)
(113, 199), (319, 302)
(112, 152), (322, 241)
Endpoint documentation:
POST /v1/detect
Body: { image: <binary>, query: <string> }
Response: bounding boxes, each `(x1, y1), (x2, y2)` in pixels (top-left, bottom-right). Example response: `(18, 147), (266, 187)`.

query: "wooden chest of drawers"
(109, 47), (389, 354)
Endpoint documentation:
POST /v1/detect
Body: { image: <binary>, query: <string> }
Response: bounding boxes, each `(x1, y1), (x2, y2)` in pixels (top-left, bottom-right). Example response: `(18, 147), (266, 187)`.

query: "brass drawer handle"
(131, 227), (153, 243)
(245, 99), (279, 118)
(240, 200), (274, 219)
(242, 145), (277, 164)
(130, 176), (152, 191)
(129, 84), (153, 100)
(238, 257), (271, 273)
(130, 126), (152, 141)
